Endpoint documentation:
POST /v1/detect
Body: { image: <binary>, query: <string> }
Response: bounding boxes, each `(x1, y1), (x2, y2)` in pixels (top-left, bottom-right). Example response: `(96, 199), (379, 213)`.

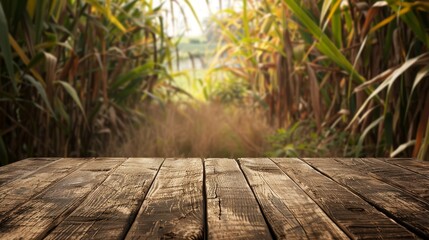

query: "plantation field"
(0, 0), (428, 163)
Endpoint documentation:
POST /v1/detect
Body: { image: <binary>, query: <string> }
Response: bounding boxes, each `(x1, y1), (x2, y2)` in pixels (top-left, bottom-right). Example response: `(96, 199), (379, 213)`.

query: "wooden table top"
(0, 158), (428, 239)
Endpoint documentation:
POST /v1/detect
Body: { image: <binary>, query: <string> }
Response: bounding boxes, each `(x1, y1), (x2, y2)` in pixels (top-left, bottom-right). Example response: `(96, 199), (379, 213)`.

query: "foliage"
(209, 0), (429, 159)
(266, 119), (363, 157)
(0, 0), (177, 164)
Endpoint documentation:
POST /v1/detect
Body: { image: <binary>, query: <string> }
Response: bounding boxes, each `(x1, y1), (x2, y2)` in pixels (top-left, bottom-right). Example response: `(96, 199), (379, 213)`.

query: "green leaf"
(35, 0), (48, 43)
(23, 74), (55, 116)
(282, 0), (366, 85)
(111, 62), (154, 89)
(350, 53), (429, 126)
(331, 6), (342, 48)
(85, 0), (126, 32)
(56, 80), (85, 116)
(242, 0), (249, 38)
(400, 11), (429, 48)
(0, 2), (16, 92)
(54, 97), (70, 127)
(357, 116), (383, 156)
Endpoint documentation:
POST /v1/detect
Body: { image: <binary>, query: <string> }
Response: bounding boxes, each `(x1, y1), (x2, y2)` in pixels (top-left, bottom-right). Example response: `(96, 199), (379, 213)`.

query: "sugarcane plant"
(0, 0), (179, 164)
(209, 0), (429, 159)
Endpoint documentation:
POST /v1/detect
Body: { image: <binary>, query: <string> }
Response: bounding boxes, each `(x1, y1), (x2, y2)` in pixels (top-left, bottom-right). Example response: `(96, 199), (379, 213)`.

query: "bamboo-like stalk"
(0, 0), (183, 163)
(209, 0), (429, 159)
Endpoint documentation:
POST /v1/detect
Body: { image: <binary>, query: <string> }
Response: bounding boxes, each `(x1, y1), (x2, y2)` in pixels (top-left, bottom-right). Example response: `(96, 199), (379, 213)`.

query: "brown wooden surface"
(125, 158), (205, 239)
(205, 158), (271, 239)
(0, 158), (125, 239)
(45, 158), (163, 240)
(272, 158), (417, 239)
(304, 158), (429, 237)
(383, 158), (429, 176)
(0, 158), (88, 220)
(239, 158), (348, 239)
(338, 158), (429, 202)
(0, 157), (428, 239)
(0, 158), (58, 187)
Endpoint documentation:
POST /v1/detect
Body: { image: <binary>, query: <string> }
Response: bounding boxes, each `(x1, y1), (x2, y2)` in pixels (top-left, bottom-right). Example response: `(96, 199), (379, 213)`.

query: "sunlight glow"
(154, 0), (237, 37)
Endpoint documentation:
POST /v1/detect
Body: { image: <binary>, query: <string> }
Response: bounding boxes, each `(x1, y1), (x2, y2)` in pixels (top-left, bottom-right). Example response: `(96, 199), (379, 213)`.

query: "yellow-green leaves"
(350, 52), (429, 127)
(243, 0), (250, 38)
(282, 0), (366, 84)
(211, 0), (429, 158)
(85, 0), (127, 32)
(57, 80), (85, 116)
(0, 0), (178, 163)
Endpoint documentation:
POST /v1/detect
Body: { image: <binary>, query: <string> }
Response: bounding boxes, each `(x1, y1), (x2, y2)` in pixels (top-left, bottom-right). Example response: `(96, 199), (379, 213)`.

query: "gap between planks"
(239, 158), (349, 239)
(205, 158), (273, 239)
(46, 158), (164, 239)
(1, 158), (428, 239)
(302, 158), (429, 238)
(0, 158), (127, 239)
(271, 158), (418, 239)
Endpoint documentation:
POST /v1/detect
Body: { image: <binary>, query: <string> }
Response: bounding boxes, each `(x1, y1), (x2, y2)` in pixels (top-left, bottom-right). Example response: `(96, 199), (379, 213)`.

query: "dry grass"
(106, 103), (273, 158)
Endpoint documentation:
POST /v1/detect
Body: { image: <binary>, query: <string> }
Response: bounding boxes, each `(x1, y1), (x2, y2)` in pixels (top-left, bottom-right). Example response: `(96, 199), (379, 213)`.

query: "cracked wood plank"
(0, 158), (58, 187)
(337, 158), (429, 202)
(0, 158), (89, 220)
(239, 158), (348, 239)
(125, 158), (204, 239)
(45, 158), (164, 240)
(272, 158), (417, 239)
(0, 158), (125, 239)
(205, 158), (272, 239)
(304, 158), (429, 238)
(382, 158), (429, 176)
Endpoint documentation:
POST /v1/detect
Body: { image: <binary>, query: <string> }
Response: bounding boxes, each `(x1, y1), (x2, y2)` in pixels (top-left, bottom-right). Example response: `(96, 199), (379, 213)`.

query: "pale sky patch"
(153, 0), (238, 37)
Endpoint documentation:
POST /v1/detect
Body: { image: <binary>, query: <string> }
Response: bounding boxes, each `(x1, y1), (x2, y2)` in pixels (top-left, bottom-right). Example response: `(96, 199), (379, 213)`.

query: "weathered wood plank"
(0, 158), (125, 239)
(304, 158), (429, 238)
(272, 158), (417, 239)
(239, 158), (348, 239)
(0, 158), (58, 186)
(0, 158), (89, 219)
(205, 158), (272, 239)
(338, 158), (429, 202)
(383, 158), (429, 176)
(45, 158), (164, 240)
(125, 158), (204, 239)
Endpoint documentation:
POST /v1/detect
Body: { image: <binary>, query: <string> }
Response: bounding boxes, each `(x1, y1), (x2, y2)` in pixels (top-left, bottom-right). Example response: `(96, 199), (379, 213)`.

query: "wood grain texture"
(205, 158), (272, 239)
(272, 158), (417, 239)
(0, 158), (125, 240)
(0, 158), (89, 220)
(304, 158), (429, 237)
(0, 157), (428, 239)
(0, 158), (58, 186)
(239, 158), (348, 239)
(45, 158), (164, 240)
(125, 158), (204, 240)
(383, 158), (429, 176)
(338, 158), (429, 202)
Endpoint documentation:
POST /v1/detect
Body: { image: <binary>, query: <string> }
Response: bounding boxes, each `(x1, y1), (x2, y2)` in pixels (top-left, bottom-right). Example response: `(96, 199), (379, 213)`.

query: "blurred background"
(0, 0), (428, 165)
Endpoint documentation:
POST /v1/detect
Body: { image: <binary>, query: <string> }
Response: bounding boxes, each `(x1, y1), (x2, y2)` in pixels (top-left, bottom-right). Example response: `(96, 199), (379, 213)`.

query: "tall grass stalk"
(209, 0), (429, 159)
(0, 0), (185, 164)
